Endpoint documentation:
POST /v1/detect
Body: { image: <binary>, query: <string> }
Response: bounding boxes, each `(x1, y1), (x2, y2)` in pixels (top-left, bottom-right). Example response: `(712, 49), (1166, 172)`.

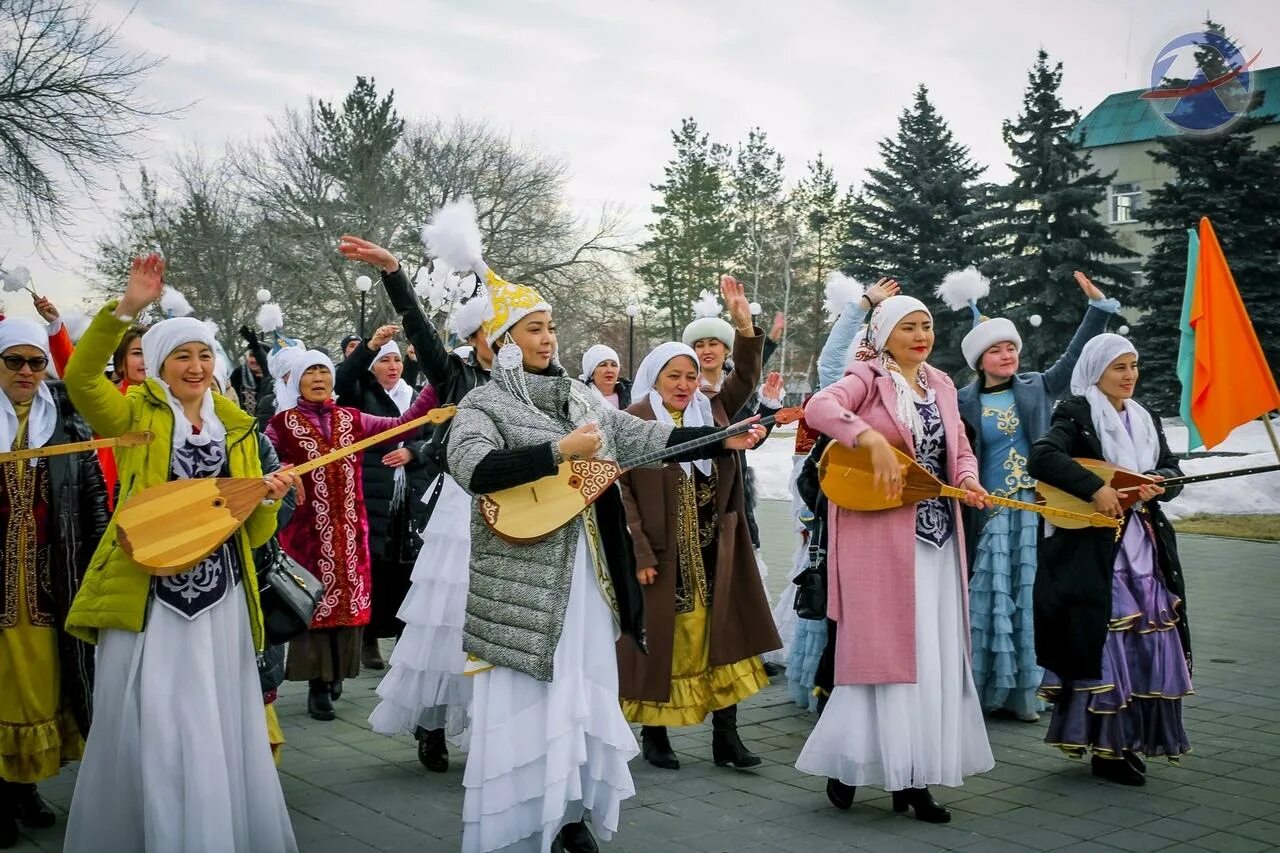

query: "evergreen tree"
(639, 118), (739, 339)
(841, 85), (990, 375)
(730, 128), (786, 303)
(1135, 115), (1280, 412)
(985, 50), (1134, 370)
(788, 154), (852, 385)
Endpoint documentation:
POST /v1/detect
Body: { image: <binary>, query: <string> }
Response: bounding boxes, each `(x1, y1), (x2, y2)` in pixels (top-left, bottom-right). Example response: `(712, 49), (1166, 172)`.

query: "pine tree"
(639, 118), (739, 339)
(1135, 121), (1280, 412)
(985, 50), (1134, 370)
(841, 85), (990, 375)
(730, 128), (785, 304)
(788, 154), (852, 385)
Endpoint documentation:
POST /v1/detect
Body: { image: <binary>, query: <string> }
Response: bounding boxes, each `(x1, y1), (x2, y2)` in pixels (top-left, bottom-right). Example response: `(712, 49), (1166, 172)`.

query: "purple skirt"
(1040, 512), (1193, 761)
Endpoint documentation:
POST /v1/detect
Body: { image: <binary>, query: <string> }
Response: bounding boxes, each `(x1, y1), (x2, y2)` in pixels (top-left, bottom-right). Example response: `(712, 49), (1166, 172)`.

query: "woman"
(267, 348), (437, 721)
(618, 331), (780, 772)
(447, 268), (764, 852)
(580, 345), (630, 408)
(62, 254), (298, 853)
(334, 326), (435, 671)
(796, 295), (994, 824)
(340, 233), (491, 772)
(0, 319), (108, 850)
(954, 271), (1119, 721)
(1028, 334), (1191, 786)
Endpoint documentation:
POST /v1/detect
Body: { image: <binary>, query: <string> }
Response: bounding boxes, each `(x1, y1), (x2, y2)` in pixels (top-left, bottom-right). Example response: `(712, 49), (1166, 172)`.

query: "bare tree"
(0, 0), (167, 236)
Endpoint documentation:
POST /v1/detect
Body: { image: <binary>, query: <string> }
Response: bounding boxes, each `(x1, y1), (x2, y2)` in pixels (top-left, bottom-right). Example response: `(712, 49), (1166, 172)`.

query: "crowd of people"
(0, 206), (1195, 853)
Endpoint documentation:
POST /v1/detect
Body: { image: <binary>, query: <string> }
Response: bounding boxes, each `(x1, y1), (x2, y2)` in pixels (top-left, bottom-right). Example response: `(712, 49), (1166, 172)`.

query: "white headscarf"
(0, 318), (57, 465)
(370, 340), (412, 414)
(633, 341), (713, 477)
(1070, 333), (1159, 473)
(269, 345), (307, 412)
(284, 350), (335, 410)
(580, 344), (620, 384)
(851, 295), (934, 444)
(140, 318), (225, 448)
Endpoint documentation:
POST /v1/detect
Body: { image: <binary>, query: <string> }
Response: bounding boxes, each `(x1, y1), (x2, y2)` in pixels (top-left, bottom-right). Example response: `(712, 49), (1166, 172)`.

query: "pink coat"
(804, 360), (979, 685)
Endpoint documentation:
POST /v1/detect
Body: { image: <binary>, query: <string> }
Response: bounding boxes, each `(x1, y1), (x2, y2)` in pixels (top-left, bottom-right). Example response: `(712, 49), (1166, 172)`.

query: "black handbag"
(256, 538), (325, 645)
(792, 515), (828, 620)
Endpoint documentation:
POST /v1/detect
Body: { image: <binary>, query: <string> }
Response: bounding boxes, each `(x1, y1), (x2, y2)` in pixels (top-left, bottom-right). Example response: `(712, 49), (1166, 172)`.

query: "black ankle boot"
(329, 679), (344, 701)
(1092, 754), (1145, 786)
(826, 778), (856, 810)
(0, 790), (16, 851)
(892, 787), (951, 823)
(711, 705), (761, 768)
(1122, 750), (1147, 774)
(307, 679), (336, 721)
(416, 727), (449, 773)
(556, 820), (598, 853)
(641, 726), (680, 770)
(9, 783), (54, 829)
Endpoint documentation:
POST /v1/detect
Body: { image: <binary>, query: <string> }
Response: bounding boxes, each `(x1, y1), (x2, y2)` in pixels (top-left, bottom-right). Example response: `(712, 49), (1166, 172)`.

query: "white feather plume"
(203, 317), (221, 340)
(934, 267), (990, 312)
(160, 286), (194, 317)
(421, 197), (487, 274)
(256, 302), (284, 333)
(61, 309), (91, 342)
(691, 289), (721, 319)
(822, 271), (864, 321)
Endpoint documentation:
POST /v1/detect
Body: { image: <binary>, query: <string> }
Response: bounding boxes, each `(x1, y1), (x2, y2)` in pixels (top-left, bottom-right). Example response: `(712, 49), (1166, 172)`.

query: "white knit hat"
(962, 318), (1022, 370)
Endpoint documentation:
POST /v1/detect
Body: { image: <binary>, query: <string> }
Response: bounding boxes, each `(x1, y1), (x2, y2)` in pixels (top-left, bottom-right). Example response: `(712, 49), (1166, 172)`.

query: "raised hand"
(863, 278), (901, 307)
(32, 294), (58, 323)
(761, 372), (784, 406)
(338, 235), (399, 274)
(119, 253), (165, 318)
(367, 324), (399, 350)
(769, 311), (786, 342)
(720, 275), (753, 334)
(1073, 271), (1105, 302)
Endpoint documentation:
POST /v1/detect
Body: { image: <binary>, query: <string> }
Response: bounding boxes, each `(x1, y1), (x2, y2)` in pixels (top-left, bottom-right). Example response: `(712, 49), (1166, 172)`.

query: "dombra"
(0, 430), (153, 464)
(479, 407), (805, 544)
(114, 407), (458, 576)
(818, 442), (1120, 530)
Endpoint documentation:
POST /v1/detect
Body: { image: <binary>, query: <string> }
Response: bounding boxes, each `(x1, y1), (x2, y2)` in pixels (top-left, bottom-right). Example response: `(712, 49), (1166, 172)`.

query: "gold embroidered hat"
(481, 268), (552, 346)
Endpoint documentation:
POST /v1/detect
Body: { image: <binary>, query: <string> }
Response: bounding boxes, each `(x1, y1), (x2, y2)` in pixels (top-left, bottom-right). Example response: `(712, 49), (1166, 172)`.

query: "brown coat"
(616, 332), (781, 702)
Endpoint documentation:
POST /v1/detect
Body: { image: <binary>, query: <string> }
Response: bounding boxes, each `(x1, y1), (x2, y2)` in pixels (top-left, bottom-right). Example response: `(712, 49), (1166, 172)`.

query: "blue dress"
(968, 388), (1043, 718)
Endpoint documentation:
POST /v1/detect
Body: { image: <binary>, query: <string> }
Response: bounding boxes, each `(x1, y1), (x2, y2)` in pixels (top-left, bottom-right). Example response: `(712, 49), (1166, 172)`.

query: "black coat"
(0, 384), (111, 738)
(380, 267), (489, 470)
(334, 342), (434, 559)
(1027, 395), (1189, 682)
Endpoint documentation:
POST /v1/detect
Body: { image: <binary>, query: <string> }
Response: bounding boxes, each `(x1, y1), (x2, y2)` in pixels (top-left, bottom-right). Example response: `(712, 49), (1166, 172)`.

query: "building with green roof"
(1073, 65), (1280, 278)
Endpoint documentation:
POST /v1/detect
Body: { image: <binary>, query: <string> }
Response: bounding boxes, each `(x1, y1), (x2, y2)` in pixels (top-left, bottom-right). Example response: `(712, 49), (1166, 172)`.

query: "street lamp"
(624, 298), (641, 379)
(355, 275), (373, 338)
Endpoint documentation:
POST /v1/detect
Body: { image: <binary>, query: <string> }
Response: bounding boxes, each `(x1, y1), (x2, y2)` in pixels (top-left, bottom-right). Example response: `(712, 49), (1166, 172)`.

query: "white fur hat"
(681, 288), (735, 348)
(962, 318), (1022, 370)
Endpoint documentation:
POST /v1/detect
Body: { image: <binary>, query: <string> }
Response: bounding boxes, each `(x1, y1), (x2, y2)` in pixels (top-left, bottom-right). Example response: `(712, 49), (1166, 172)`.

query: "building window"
(1111, 183), (1141, 224)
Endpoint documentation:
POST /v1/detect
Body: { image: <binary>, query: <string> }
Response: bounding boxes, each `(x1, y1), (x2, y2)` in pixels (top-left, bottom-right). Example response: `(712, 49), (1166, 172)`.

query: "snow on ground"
(750, 417), (1280, 517)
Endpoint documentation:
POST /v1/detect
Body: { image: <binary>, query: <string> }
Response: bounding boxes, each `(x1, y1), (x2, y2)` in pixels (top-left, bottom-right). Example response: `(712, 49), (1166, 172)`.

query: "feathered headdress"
(682, 289), (734, 348)
(160, 286), (194, 319)
(936, 267), (1021, 370)
(255, 289), (300, 353)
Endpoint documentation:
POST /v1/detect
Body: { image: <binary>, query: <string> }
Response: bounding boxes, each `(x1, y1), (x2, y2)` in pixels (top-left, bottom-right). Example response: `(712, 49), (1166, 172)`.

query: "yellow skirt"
(265, 704), (285, 767)
(622, 598), (768, 727)
(0, 615), (83, 783)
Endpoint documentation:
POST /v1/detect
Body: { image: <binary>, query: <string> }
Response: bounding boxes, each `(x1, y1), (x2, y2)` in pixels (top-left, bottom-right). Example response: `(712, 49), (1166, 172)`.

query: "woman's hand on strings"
(958, 476), (992, 509)
(264, 466), (300, 502)
(558, 423), (602, 461)
(382, 448), (412, 468)
(724, 418), (766, 451)
(636, 566), (657, 585)
(119, 253), (165, 317)
(859, 428), (903, 500)
(1136, 474), (1165, 502)
(1073, 270), (1105, 302)
(338, 235), (399, 274)
(1091, 485), (1123, 517)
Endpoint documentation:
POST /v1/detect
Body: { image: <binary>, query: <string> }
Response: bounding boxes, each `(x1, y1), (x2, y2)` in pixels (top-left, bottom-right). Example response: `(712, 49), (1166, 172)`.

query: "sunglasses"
(2, 355), (49, 372)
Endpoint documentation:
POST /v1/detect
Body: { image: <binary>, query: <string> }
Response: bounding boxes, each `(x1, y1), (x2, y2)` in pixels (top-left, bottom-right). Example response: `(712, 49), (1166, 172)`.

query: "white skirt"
(370, 474), (474, 743)
(796, 539), (994, 791)
(461, 532), (637, 853)
(64, 588), (297, 853)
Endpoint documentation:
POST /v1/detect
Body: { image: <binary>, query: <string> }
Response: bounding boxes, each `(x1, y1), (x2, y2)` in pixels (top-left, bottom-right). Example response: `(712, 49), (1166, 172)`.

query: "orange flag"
(1189, 217), (1280, 448)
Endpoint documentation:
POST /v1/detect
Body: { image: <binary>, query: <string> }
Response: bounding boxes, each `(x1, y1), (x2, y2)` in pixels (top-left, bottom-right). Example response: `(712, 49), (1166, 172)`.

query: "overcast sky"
(4, 0), (1278, 319)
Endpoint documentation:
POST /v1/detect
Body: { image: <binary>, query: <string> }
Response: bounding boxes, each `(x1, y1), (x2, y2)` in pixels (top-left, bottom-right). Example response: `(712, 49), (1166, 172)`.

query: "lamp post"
(624, 298), (640, 379)
(355, 275), (373, 338)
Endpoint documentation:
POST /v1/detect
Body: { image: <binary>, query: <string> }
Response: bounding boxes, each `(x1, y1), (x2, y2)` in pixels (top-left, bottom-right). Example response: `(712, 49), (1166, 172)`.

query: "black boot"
(892, 787), (951, 823)
(307, 679), (336, 721)
(0, 786), (16, 850)
(416, 727), (449, 773)
(1092, 754), (1145, 786)
(711, 705), (761, 768)
(1122, 750), (1147, 774)
(556, 820), (598, 853)
(9, 783), (54, 829)
(329, 680), (344, 701)
(640, 726), (680, 770)
(826, 778), (856, 810)
(362, 634), (385, 670)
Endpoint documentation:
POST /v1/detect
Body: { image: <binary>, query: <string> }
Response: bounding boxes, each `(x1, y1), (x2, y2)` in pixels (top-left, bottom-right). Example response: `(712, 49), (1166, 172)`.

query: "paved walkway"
(13, 501), (1280, 852)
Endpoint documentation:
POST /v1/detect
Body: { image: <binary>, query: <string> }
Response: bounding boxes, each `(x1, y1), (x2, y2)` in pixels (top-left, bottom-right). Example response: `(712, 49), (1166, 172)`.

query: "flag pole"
(1261, 412), (1280, 462)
